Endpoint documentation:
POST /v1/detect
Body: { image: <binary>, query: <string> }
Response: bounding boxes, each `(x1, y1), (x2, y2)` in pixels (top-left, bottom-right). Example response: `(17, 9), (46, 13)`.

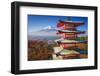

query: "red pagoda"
(53, 19), (85, 59)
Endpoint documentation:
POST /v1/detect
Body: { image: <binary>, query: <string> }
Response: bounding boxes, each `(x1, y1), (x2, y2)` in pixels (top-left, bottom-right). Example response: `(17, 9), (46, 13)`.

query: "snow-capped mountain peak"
(43, 26), (53, 30)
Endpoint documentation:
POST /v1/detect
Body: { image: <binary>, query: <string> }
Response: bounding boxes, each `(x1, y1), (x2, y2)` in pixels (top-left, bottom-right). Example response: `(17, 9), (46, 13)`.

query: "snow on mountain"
(28, 26), (60, 40)
(43, 26), (53, 30)
(29, 26), (57, 36)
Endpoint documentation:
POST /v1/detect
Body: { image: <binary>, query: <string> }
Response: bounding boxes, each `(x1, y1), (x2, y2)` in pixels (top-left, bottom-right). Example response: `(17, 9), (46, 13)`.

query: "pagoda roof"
(53, 47), (80, 55)
(60, 49), (80, 55)
(60, 20), (84, 25)
(55, 39), (80, 44)
(57, 20), (84, 27)
(55, 39), (87, 44)
(57, 30), (85, 34)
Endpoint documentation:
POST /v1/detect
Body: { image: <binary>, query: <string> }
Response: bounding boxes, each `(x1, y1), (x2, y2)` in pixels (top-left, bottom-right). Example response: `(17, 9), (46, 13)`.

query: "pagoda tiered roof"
(57, 30), (85, 34)
(53, 47), (80, 59)
(57, 20), (84, 27)
(60, 49), (80, 55)
(53, 47), (80, 55)
(55, 39), (81, 44)
(55, 39), (87, 44)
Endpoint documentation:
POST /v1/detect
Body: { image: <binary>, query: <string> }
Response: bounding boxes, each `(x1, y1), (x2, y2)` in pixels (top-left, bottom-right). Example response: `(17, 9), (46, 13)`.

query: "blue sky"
(28, 15), (88, 33)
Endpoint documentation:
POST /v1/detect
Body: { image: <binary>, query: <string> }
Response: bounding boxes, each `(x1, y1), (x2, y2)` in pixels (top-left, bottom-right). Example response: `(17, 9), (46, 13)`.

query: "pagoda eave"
(55, 39), (80, 43)
(59, 20), (84, 27)
(57, 30), (85, 34)
(56, 40), (87, 44)
(60, 49), (80, 55)
(57, 41), (79, 44)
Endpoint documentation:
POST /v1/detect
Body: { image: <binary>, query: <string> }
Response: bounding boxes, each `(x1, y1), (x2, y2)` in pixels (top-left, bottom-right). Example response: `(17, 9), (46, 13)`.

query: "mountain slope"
(28, 27), (60, 40)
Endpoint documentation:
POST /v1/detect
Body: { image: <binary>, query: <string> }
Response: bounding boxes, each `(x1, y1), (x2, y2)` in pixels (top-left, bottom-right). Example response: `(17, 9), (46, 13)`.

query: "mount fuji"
(28, 26), (60, 40)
